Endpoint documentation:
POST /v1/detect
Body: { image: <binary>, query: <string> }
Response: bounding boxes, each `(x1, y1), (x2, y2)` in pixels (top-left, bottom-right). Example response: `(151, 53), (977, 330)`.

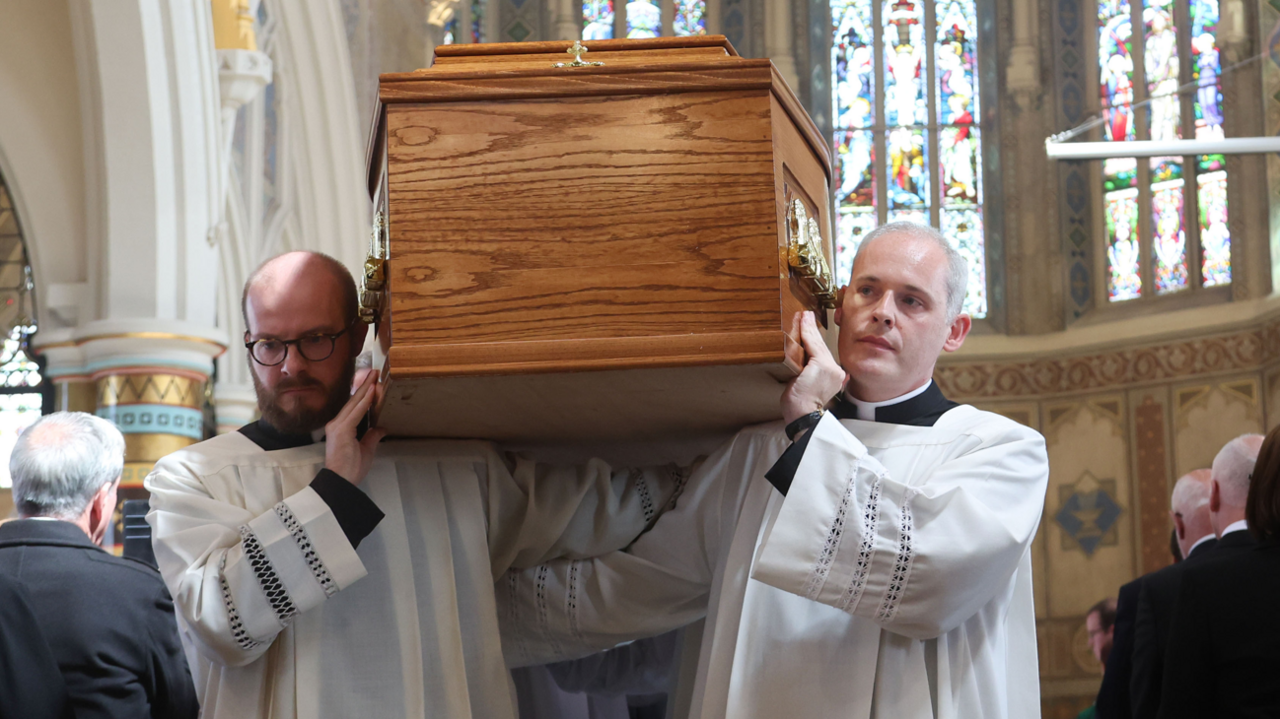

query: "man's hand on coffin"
(325, 372), (387, 485)
(781, 311), (846, 424)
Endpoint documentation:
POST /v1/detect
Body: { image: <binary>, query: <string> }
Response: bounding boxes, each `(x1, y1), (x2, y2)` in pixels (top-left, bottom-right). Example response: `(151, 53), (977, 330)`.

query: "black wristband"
(310, 469), (385, 549)
(785, 410), (825, 442)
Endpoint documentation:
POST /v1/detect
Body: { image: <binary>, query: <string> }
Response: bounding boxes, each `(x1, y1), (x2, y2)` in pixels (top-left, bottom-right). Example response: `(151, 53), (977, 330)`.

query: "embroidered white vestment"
(500, 407), (1049, 719)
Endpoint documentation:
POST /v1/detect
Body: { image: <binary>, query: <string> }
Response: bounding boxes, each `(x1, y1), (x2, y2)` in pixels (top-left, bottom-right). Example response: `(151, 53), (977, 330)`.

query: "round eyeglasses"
(244, 320), (357, 367)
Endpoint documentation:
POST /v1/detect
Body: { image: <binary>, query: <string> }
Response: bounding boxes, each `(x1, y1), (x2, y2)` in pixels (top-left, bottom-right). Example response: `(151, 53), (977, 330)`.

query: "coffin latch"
(359, 211), (387, 324)
(786, 199), (837, 310)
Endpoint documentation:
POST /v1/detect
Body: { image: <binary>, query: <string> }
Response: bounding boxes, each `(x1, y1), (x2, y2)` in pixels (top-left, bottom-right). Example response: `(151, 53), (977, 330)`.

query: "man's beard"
(252, 362), (355, 435)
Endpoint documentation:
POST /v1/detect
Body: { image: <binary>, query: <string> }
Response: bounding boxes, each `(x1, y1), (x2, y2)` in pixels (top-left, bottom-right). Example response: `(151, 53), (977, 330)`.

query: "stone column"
(35, 321), (225, 551)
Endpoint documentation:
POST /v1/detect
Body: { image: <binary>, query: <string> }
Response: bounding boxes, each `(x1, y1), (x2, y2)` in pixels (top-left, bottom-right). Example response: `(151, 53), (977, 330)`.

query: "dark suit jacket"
(1095, 576), (1143, 719)
(1158, 535), (1280, 718)
(0, 519), (198, 719)
(1129, 535), (1220, 719)
(0, 571), (73, 719)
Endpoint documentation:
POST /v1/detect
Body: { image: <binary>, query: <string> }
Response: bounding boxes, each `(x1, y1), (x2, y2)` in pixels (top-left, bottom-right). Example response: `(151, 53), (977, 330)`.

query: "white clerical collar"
(311, 428), (327, 444)
(1187, 533), (1216, 555)
(845, 380), (933, 421)
(1222, 519), (1249, 537)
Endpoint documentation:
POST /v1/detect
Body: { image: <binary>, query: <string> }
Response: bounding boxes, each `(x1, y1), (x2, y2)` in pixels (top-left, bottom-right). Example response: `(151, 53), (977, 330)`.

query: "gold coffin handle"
(359, 211), (387, 324)
(786, 199), (837, 310)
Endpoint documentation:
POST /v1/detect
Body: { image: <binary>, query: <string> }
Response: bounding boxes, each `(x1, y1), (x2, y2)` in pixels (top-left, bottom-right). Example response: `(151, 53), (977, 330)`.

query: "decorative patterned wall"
(942, 309), (1280, 713)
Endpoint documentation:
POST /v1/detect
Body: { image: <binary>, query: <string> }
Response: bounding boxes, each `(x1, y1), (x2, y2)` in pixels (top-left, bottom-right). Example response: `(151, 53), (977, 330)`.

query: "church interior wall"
(948, 310), (1280, 714)
(0, 0), (88, 332)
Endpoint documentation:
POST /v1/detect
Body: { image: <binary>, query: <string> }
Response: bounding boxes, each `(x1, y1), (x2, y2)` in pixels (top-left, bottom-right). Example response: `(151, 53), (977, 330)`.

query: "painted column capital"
(32, 319), (228, 383)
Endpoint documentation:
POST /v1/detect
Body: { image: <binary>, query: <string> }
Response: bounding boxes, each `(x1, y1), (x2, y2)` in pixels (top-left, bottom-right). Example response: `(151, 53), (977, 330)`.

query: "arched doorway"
(0, 168), (47, 500)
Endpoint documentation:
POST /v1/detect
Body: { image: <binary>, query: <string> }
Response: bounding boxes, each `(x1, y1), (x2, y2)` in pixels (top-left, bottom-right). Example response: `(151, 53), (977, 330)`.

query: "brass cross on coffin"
(553, 40), (605, 68)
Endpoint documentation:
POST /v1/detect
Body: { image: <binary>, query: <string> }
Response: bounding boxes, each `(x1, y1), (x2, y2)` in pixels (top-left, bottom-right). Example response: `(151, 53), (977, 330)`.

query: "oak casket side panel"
(384, 87), (787, 375)
(369, 39), (835, 439)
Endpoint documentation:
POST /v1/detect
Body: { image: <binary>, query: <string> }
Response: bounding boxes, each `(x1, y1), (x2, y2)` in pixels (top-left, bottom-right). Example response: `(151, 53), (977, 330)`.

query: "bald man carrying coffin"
(498, 222), (1051, 719)
(145, 252), (684, 719)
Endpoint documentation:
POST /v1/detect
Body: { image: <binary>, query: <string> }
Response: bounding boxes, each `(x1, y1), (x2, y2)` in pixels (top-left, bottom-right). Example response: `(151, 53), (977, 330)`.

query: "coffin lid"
(366, 36), (831, 194)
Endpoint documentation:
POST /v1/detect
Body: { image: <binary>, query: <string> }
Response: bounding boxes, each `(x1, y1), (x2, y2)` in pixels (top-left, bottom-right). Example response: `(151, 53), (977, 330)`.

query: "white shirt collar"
(1187, 533), (1216, 556)
(845, 380), (933, 421)
(311, 428), (326, 444)
(1222, 519), (1249, 537)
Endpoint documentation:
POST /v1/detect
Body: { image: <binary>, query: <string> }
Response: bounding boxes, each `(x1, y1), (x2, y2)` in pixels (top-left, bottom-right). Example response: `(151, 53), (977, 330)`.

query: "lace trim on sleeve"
(566, 559), (584, 645)
(274, 503), (338, 598)
(836, 475), (883, 612)
(632, 468), (656, 527)
(664, 464), (690, 512)
(875, 488), (919, 624)
(239, 525), (299, 626)
(535, 564), (564, 657)
(219, 552), (261, 651)
(802, 463), (865, 600)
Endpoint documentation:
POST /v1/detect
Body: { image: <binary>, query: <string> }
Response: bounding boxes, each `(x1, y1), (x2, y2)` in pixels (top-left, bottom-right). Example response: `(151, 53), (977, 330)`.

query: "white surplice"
(145, 432), (683, 719)
(499, 406), (1049, 719)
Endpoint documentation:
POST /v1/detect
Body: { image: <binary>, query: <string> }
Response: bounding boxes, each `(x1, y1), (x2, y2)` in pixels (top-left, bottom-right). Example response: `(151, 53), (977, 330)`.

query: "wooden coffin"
(365, 36), (836, 441)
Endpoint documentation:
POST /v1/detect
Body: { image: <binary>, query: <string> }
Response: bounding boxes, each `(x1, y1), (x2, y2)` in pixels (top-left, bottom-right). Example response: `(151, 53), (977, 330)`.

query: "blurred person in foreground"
(1078, 597), (1118, 719)
(1159, 427), (1280, 717)
(0, 412), (197, 719)
(0, 572), (73, 719)
(1126, 467), (1222, 719)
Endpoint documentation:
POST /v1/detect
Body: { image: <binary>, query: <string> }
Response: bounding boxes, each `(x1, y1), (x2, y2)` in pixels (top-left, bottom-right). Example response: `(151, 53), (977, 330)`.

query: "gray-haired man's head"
(10, 412), (125, 525)
(850, 222), (969, 322)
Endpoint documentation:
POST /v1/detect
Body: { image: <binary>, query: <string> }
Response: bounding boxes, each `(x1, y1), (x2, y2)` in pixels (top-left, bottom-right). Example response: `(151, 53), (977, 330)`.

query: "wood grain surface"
(370, 40), (836, 438)
(379, 61), (773, 104)
(386, 90), (780, 349)
(431, 35), (740, 59)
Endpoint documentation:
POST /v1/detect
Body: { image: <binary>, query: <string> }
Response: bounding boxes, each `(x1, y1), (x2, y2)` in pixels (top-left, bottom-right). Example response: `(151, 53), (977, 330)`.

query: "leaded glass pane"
(942, 208), (987, 316)
(626, 0), (661, 37)
(935, 0), (978, 124)
(442, 16), (458, 44)
(1190, 0), (1225, 139)
(472, 0), (486, 42)
(1099, 0), (1136, 143)
(1197, 160), (1230, 286)
(1144, 0), (1181, 141)
(1150, 158), (1188, 294)
(584, 0), (615, 39)
(1106, 187), (1142, 300)
(674, 0), (707, 35)
(835, 129), (877, 284)
(833, 0), (876, 130)
(0, 393), (42, 489)
(830, 0), (986, 318)
(888, 127), (929, 216)
(883, 0), (927, 126)
(940, 126), (981, 207)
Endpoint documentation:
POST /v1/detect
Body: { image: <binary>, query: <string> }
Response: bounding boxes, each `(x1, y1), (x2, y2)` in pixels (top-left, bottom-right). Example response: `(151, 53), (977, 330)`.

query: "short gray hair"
(851, 221), (970, 320)
(1170, 469), (1212, 514)
(10, 412), (125, 520)
(1211, 434), (1264, 508)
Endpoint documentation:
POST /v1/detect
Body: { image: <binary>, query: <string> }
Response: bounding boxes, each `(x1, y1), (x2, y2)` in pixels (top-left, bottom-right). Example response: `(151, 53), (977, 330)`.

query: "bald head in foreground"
(143, 251), (685, 719)
(1129, 437), (1263, 719)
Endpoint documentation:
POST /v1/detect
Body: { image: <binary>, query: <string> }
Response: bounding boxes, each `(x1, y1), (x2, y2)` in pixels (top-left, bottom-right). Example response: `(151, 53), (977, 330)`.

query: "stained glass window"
(584, 0), (708, 40)
(626, 0), (662, 36)
(438, 0), (486, 44)
(674, 0), (708, 35)
(1, 172), (45, 490)
(831, 0), (988, 318)
(1099, 0), (1230, 302)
